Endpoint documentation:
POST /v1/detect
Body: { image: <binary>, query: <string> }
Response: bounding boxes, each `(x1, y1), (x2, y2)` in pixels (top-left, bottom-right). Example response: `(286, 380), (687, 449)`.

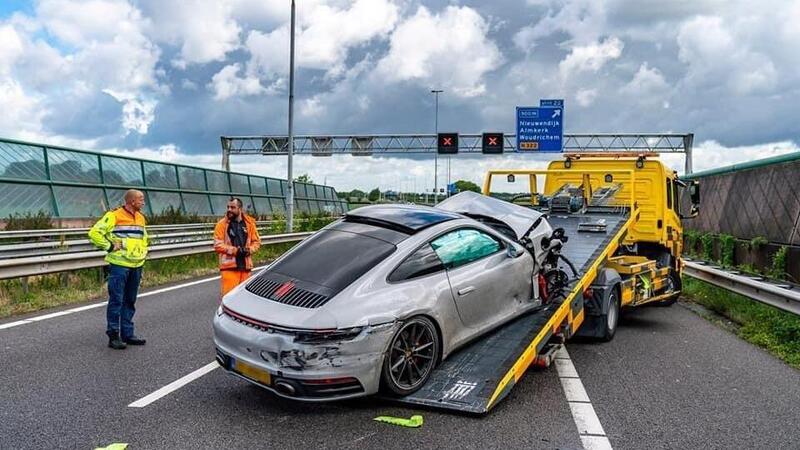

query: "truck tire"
(599, 288), (620, 341)
(577, 284), (620, 341)
(656, 269), (681, 307)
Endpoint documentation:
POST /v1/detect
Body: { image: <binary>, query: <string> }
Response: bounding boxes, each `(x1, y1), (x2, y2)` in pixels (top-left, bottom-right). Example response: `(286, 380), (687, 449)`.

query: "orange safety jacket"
(213, 214), (260, 271)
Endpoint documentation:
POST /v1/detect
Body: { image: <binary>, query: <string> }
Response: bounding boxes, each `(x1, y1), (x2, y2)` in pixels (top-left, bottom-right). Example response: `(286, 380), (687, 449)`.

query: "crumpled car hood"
(436, 191), (546, 242)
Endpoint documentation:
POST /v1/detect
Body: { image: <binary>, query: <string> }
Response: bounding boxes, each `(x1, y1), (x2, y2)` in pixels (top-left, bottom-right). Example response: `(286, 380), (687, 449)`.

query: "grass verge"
(682, 277), (800, 369)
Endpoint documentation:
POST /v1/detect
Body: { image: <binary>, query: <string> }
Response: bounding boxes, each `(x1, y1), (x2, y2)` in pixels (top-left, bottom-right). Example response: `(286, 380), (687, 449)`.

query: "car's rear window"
(267, 229), (396, 291)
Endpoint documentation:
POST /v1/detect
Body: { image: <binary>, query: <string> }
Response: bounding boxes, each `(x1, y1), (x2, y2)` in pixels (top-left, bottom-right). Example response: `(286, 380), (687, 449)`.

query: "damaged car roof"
(436, 191), (546, 242)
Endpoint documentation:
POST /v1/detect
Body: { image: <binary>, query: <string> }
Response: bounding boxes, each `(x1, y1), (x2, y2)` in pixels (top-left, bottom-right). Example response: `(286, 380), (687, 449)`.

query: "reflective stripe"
(114, 225), (145, 231)
(113, 231), (144, 238)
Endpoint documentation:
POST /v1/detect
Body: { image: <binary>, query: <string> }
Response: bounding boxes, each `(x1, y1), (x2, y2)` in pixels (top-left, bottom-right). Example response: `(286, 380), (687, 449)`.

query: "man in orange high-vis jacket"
(214, 198), (261, 298)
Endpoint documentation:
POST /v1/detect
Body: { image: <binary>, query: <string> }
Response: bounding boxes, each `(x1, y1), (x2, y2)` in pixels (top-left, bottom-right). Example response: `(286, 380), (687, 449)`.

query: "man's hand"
(238, 246), (250, 257)
(111, 241), (123, 251)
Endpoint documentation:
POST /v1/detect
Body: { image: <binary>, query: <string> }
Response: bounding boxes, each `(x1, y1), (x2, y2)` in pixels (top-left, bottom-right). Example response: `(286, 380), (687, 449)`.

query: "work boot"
(123, 335), (146, 346)
(107, 331), (127, 350)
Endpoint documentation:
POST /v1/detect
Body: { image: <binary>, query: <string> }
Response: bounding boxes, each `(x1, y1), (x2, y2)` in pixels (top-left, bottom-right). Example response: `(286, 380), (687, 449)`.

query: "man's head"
(124, 189), (145, 212)
(226, 197), (243, 220)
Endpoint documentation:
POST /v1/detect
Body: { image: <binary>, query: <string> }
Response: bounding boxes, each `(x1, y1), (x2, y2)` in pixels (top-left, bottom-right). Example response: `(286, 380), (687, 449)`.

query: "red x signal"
(482, 132), (504, 154)
(437, 133), (459, 154)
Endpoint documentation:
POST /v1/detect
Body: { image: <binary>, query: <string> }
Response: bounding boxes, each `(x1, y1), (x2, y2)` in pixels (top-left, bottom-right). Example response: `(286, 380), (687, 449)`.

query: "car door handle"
(457, 286), (476, 296)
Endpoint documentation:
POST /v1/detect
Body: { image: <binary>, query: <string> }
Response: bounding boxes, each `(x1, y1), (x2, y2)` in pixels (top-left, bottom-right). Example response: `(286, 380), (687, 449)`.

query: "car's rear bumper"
(212, 310), (396, 401)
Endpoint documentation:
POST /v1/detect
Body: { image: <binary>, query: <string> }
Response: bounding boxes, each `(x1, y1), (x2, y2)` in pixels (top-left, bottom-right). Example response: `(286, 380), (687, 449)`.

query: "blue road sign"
(447, 183), (457, 195)
(540, 99), (564, 107)
(516, 104), (564, 152)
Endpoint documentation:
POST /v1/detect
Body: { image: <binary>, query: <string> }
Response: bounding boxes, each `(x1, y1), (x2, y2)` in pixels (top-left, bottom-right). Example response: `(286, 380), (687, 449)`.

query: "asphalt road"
(1, 274), (798, 450)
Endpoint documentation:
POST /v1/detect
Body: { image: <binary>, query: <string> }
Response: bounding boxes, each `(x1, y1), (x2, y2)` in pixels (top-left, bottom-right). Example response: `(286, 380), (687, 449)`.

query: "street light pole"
(286, 0), (296, 233)
(431, 89), (442, 203)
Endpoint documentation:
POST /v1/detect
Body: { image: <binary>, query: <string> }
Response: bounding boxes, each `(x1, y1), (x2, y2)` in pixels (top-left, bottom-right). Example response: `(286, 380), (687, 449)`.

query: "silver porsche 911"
(213, 191), (554, 401)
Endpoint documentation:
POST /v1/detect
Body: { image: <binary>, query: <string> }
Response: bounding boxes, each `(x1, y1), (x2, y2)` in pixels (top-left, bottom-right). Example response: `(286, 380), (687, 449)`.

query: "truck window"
(666, 178), (673, 210)
(673, 179), (680, 211)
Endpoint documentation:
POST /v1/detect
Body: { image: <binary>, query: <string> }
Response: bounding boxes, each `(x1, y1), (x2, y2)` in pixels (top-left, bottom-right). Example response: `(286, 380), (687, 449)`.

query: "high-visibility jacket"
(88, 207), (148, 268)
(214, 214), (260, 271)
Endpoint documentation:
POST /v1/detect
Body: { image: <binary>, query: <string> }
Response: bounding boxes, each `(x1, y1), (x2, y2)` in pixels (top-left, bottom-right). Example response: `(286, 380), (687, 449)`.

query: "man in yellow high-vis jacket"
(89, 189), (149, 350)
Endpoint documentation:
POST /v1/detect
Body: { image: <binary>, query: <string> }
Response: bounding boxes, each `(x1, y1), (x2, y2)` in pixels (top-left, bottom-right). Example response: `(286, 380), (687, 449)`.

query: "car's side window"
(388, 244), (445, 282)
(430, 228), (503, 270)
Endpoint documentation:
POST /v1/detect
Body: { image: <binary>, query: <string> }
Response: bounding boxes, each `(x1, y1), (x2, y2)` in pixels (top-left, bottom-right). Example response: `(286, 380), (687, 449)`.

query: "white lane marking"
(0, 265), (267, 330)
(555, 356), (579, 378)
(556, 346), (614, 450)
(128, 362), (218, 408)
(561, 378), (591, 403)
(0, 320), (31, 330)
(581, 435), (614, 450)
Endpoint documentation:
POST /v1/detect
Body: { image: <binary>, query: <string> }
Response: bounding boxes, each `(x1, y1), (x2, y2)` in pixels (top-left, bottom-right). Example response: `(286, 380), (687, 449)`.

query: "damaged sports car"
(213, 191), (558, 401)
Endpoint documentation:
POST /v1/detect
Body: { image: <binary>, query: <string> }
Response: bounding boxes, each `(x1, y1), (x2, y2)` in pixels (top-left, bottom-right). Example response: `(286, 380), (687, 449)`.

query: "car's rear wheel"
(381, 316), (440, 396)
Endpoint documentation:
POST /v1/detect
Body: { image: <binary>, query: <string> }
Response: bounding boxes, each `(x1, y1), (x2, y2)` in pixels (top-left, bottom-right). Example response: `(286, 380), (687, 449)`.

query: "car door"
(431, 228), (529, 329)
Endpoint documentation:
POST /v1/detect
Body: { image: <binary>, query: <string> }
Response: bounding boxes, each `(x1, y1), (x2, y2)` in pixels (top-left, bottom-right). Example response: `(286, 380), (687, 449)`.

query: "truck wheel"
(600, 288), (620, 342)
(380, 316), (440, 396)
(656, 269), (681, 307)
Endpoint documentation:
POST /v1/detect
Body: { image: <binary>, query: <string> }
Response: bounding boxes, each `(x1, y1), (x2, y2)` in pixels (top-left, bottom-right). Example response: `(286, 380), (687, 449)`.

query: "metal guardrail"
(683, 258), (800, 316)
(0, 224), (281, 259)
(0, 220), (276, 239)
(0, 232), (313, 280)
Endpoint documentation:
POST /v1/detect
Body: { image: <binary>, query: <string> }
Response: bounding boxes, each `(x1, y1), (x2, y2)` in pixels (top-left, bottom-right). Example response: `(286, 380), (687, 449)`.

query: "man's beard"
(226, 211), (238, 220)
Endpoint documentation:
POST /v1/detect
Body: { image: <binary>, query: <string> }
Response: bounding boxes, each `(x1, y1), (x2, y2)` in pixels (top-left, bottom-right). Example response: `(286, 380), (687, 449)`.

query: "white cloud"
(677, 16), (777, 95)
(0, 79), (46, 134)
(622, 62), (669, 96)
(102, 89), (157, 135)
(299, 97), (325, 119)
(244, 0), (399, 79)
(31, 0), (163, 101)
(575, 88), (598, 107)
(209, 63), (266, 101)
(37, 0), (143, 45)
(141, 0), (241, 66)
(559, 37), (624, 78)
(515, 0), (607, 51)
(0, 24), (25, 74)
(376, 6), (503, 97)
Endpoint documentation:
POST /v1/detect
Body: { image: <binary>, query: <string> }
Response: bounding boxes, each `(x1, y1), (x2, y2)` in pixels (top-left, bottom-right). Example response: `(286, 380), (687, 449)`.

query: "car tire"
(380, 316), (440, 397)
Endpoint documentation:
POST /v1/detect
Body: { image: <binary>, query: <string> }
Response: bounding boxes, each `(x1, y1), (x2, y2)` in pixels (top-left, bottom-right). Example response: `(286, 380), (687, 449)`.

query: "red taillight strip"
(222, 305), (272, 329)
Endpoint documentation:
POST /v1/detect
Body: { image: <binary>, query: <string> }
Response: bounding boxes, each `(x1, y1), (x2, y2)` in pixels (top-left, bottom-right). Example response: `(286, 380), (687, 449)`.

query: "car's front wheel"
(381, 316), (440, 396)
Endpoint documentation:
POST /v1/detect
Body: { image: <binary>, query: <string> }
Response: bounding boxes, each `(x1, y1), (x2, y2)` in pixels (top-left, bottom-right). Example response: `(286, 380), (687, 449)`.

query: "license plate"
(233, 358), (272, 386)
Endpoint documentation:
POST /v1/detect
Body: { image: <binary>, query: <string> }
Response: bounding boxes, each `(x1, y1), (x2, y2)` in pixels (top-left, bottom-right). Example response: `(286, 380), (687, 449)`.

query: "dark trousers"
(106, 264), (143, 338)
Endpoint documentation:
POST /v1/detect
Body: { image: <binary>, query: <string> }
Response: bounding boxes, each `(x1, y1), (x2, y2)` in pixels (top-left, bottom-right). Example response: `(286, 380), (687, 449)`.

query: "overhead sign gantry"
(221, 133), (695, 173)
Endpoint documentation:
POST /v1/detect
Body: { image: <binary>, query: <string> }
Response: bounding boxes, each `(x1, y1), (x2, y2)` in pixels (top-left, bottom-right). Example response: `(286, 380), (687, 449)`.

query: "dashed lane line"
(128, 362), (219, 408)
(555, 346), (614, 450)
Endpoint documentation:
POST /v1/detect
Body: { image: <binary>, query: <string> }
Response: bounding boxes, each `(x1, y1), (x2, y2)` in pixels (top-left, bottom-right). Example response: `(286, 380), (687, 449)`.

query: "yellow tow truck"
(391, 152), (700, 414)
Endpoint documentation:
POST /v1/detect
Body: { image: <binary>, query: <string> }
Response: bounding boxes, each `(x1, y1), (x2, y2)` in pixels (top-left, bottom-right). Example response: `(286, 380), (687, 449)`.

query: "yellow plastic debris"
(373, 414), (424, 428)
(94, 443), (129, 450)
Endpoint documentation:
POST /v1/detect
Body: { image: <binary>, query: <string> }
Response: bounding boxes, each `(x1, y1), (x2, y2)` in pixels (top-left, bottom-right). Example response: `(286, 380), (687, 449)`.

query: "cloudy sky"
(1, 0), (798, 192)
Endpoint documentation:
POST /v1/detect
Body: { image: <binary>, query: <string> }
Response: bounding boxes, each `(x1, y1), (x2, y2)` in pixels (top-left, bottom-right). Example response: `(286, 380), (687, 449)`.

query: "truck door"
(430, 228), (531, 329)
